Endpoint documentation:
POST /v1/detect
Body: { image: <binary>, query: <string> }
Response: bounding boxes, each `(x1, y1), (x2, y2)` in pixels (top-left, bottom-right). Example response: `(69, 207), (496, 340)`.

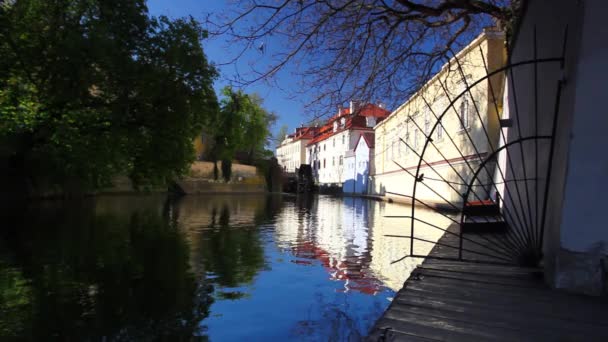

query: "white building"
(306, 101), (389, 187)
(343, 133), (374, 194)
(276, 126), (318, 173)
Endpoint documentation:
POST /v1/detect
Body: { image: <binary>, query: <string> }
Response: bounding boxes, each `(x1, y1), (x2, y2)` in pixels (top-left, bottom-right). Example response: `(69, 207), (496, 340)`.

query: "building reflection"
(367, 201), (453, 291)
(273, 195), (453, 293)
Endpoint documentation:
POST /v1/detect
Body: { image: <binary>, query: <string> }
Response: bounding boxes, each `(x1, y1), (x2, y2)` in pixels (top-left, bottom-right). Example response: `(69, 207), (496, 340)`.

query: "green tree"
(206, 87), (275, 180)
(275, 124), (289, 149)
(0, 0), (218, 191)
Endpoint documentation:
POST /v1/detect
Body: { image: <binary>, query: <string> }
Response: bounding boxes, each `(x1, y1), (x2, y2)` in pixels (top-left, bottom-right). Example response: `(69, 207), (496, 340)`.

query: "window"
(398, 138), (402, 157)
(342, 135), (345, 145)
(323, 159), (326, 168)
(460, 98), (469, 129)
(324, 144), (326, 151)
(333, 138), (335, 147)
(405, 132), (410, 154)
(339, 155), (343, 165)
(414, 129), (419, 150)
(437, 120), (443, 140)
(332, 157), (335, 166)
(424, 112), (430, 135)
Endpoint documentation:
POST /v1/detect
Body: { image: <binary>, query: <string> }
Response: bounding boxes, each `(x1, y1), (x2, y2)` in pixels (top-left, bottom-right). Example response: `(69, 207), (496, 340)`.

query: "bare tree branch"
(209, 0), (515, 120)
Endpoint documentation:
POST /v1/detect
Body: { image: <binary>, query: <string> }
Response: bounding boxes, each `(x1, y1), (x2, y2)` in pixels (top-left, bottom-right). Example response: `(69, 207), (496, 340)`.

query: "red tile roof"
(306, 103), (389, 146)
(292, 126), (319, 141)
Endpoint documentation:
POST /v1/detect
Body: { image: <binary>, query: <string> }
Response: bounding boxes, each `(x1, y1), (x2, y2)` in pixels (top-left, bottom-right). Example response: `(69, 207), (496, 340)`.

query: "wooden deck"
(367, 227), (608, 341)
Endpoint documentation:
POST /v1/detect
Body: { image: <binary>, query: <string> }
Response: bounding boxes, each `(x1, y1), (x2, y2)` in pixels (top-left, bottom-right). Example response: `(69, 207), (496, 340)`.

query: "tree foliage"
(206, 86), (276, 176)
(211, 0), (517, 114)
(0, 0), (218, 190)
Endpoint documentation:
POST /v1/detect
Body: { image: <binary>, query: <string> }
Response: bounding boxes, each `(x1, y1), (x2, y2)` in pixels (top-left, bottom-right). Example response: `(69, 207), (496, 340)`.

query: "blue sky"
(146, 0), (309, 142)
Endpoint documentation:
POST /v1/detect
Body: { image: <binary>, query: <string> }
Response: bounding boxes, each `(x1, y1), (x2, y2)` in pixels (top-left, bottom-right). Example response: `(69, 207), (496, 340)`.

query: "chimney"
(349, 100), (359, 115)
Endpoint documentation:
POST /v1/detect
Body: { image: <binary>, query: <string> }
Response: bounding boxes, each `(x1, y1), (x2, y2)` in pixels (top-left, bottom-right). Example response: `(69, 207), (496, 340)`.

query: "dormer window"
(366, 117), (376, 127)
(340, 117), (346, 128)
(333, 121), (338, 132)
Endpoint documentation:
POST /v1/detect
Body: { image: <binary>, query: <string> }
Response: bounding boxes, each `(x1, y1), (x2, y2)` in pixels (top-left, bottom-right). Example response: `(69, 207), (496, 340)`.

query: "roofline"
(306, 127), (374, 146)
(374, 28), (505, 130)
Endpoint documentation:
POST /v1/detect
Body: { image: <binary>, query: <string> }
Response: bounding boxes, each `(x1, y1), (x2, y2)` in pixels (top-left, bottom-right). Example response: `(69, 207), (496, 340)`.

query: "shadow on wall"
(343, 172), (369, 194)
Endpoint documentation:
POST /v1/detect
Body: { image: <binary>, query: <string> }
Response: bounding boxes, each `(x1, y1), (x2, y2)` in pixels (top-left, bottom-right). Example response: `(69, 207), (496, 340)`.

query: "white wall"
(277, 138), (308, 172)
(506, 0), (608, 294)
(308, 129), (371, 185)
(343, 138), (372, 194)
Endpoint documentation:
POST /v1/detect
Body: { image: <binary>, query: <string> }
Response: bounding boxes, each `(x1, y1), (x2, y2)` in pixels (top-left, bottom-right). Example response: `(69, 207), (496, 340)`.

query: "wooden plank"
(404, 273), (608, 307)
(372, 317), (505, 342)
(413, 268), (546, 288)
(384, 305), (585, 341)
(394, 287), (608, 327)
(382, 309), (536, 342)
(403, 278), (595, 308)
(366, 327), (441, 342)
(390, 295), (608, 338)
(368, 226), (608, 341)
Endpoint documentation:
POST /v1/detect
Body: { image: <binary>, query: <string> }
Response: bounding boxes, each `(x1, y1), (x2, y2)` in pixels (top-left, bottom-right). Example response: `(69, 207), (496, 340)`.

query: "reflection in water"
(0, 196), (212, 340)
(0, 194), (451, 341)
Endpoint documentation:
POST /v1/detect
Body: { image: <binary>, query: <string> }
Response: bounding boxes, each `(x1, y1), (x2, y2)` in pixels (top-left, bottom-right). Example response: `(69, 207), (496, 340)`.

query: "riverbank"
(366, 225), (608, 341)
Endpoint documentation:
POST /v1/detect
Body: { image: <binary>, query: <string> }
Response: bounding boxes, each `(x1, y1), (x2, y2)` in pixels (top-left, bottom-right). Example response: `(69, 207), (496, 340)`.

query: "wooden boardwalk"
(367, 228), (608, 341)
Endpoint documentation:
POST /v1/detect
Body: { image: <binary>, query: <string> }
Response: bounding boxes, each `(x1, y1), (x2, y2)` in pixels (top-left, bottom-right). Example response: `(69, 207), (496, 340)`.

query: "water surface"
(0, 194), (449, 341)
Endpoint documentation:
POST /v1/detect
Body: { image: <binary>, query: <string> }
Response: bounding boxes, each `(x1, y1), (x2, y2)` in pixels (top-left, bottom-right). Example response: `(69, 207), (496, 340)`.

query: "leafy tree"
(275, 124), (289, 148)
(206, 86), (276, 180)
(0, 0), (218, 191)
(211, 0), (518, 112)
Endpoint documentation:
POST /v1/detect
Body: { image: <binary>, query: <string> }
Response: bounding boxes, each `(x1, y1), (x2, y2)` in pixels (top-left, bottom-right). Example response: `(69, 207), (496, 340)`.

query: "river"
(0, 194), (451, 341)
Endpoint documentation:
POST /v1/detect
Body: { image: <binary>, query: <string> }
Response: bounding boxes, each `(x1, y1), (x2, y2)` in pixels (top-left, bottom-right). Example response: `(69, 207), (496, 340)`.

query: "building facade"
(306, 102), (389, 187)
(343, 134), (374, 194)
(276, 126), (318, 173)
(372, 29), (506, 206)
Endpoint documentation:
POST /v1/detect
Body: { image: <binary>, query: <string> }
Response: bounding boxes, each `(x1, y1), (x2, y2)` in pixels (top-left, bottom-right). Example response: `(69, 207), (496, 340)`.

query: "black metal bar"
(449, 49), (536, 252)
(506, 69), (538, 251)
(393, 160), (463, 212)
(406, 58), (563, 263)
(437, 78), (530, 259)
(386, 235), (514, 263)
(539, 81), (564, 251)
(461, 137), (553, 256)
(396, 137), (529, 255)
(404, 254), (519, 267)
(418, 93), (530, 255)
(398, 137), (490, 222)
(383, 216), (520, 259)
(404, 118), (491, 206)
(533, 26), (540, 248)
(478, 45), (537, 248)
(418, 176), (539, 187)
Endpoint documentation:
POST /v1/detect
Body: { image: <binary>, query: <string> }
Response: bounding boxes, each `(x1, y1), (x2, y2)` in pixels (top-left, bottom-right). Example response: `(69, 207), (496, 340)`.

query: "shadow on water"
(0, 193), (447, 341)
(0, 195), (213, 341)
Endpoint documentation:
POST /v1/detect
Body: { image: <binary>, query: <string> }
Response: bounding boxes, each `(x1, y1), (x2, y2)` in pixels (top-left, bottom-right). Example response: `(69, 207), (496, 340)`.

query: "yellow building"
(372, 28), (506, 207)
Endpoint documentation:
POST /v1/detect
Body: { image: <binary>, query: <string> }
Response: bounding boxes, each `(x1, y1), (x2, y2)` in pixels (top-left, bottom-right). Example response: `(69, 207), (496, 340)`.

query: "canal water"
(0, 194), (450, 341)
